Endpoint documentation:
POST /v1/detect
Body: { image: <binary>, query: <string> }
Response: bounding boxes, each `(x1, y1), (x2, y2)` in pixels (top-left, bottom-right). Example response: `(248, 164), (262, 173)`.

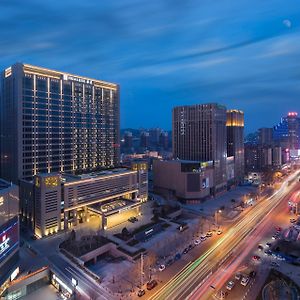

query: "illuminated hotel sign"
(63, 74), (93, 85)
(0, 234), (10, 255)
(0, 217), (19, 264)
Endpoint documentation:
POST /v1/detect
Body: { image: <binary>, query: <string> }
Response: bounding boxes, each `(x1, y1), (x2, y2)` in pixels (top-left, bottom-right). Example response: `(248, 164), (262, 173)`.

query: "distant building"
(149, 128), (162, 146)
(124, 131), (133, 149)
(226, 110), (245, 183)
(153, 160), (214, 201)
(258, 127), (273, 146)
(0, 63), (120, 183)
(140, 131), (150, 148)
(20, 164), (148, 238)
(0, 180), (19, 289)
(173, 103), (227, 194)
(159, 131), (169, 150)
(274, 112), (300, 151)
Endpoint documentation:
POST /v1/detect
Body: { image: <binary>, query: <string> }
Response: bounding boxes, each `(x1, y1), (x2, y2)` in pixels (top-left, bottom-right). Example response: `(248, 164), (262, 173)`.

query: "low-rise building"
(153, 160), (214, 201)
(20, 164), (148, 238)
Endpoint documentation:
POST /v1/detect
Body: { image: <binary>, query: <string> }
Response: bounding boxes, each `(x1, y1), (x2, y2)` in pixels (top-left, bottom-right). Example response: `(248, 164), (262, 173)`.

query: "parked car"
(206, 231), (213, 238)
(200, 235), (207, 242)
(264, 250), (272, 256)
(252, 255), (261, 261)
(258, 244), (264, 251)
(183, 248), (189, 254)
(217, 290), (228, 299)
(290, 218), (296, 224)
(138, 290), (145, 297)
(194, 239), (201, 245)
(226, 280), (235, 291)
(217, 230), (223, 235)
(275, 226), (282, 232)
(235, 273), (242, 281)
(159, 264), (165, 272)
(241, 276), (250, 286)
(249, 271), (256, 278)
(266, 242), (272, 248)
(270, 261), (280, 267)
(146, 280), (158, 290)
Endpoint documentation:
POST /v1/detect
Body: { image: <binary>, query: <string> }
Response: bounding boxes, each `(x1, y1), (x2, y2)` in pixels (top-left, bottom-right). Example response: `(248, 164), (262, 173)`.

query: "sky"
(0, 0), (300, 133)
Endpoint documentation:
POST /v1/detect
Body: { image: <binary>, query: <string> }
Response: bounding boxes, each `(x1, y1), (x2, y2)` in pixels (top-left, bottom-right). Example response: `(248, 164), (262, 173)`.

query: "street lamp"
(215, 210), (222, 228)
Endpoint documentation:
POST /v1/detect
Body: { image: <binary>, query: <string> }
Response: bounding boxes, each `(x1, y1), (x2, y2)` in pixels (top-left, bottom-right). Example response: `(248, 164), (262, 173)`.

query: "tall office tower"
(274, 112), (300, 150)
(226, 110), (245, 183)
(0, 63), (120, 183)
(140, 131), (150, 148)
(173, 103), (227, 193)
(258, 127), (273, 146)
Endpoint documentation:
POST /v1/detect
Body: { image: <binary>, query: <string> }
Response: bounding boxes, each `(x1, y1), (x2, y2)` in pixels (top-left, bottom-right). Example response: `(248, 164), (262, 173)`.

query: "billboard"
(0, 216), (19, 265)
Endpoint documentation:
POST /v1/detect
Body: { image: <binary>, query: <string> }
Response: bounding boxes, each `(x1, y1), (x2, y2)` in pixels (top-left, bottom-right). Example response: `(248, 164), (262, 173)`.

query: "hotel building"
(0, 63), (120, 183)
(20, 162), (148, 238)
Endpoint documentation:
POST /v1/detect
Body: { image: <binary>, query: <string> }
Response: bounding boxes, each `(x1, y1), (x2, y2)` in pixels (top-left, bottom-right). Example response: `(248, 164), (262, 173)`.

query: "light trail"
(149, 171), (300, 300)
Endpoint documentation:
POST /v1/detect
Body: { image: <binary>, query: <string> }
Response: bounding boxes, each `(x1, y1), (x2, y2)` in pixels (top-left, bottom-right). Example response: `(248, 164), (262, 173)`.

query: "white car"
(194, 239), (201, 245)
(226, 280), (235, 290)
(159, 264), (165, 272)
(217, 230), (223, 235)
(235, 273), (242, 281)
(241, 276), (250, 286)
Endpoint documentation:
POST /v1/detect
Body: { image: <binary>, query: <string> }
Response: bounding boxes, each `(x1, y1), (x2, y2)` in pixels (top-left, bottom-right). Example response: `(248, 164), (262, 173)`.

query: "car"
(166, 259), (173, 266)
(217, 230), (223, 235)
(146, 280), (158, 290)
(235, 273), (242, 281)
(290, 218), (297, 224)
(264, 250), (272, 256)
(159, 264), (165, 272)
(206, 231), (213, 238)
(183, 248), (189, 254)
(270, 261), (280, 267)
(194, 239), (200, 245)
(217, 290), (228, 299)
(128, 217), (135, 223)
(249, 271), (256, 278)
(137, 290), (145, 297)
(226, 280), (235, 291)
(275, 226), (282, 232)
(241, 276), (250, 286)
(252, 255), (261, 261)
(188, 244), (193, 250)
(272, 234), (280, 240)
(258, 244), (264, 251)
(200, 235), (207, 241)
(266, 242), (272, 248)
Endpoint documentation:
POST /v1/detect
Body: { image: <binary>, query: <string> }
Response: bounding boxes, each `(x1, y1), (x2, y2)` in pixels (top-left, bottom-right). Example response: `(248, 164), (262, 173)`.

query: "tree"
(122, 227), (130, 237)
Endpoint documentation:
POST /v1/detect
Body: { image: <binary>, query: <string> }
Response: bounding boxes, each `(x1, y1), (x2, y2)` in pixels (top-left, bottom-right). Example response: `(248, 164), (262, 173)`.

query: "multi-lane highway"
(149, 171), (300, 300)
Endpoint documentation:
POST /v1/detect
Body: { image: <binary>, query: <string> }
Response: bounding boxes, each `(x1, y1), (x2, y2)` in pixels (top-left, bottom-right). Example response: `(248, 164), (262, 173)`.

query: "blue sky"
(1, 0), (300, 132)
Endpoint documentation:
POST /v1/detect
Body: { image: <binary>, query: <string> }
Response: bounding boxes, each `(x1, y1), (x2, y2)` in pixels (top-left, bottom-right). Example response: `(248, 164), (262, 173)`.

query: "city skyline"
(1, 1), (300, 132)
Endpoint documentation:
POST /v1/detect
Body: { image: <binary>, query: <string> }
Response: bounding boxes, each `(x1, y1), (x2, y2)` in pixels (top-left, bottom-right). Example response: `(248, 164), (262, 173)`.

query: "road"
(148, 171), (300, 300)
(47, 254), (116, 300)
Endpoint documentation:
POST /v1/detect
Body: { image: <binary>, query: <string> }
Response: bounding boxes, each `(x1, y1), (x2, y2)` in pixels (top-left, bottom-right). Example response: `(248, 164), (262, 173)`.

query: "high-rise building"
(0, 63), (120, 183)
(258, 127), (273, 146)
(274, 112), (300, 150)
(226, 110), (245, 183)
(173, 103), (227, 193)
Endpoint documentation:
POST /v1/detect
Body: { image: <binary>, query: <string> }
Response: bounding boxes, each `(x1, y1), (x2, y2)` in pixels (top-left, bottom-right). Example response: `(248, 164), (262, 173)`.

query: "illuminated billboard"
(0, 216), (19, 265)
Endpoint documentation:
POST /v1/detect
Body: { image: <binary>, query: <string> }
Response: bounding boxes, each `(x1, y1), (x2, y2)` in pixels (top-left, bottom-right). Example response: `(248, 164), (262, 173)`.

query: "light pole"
(71, 278), (78, 300)
(215, 210), (222, 228)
